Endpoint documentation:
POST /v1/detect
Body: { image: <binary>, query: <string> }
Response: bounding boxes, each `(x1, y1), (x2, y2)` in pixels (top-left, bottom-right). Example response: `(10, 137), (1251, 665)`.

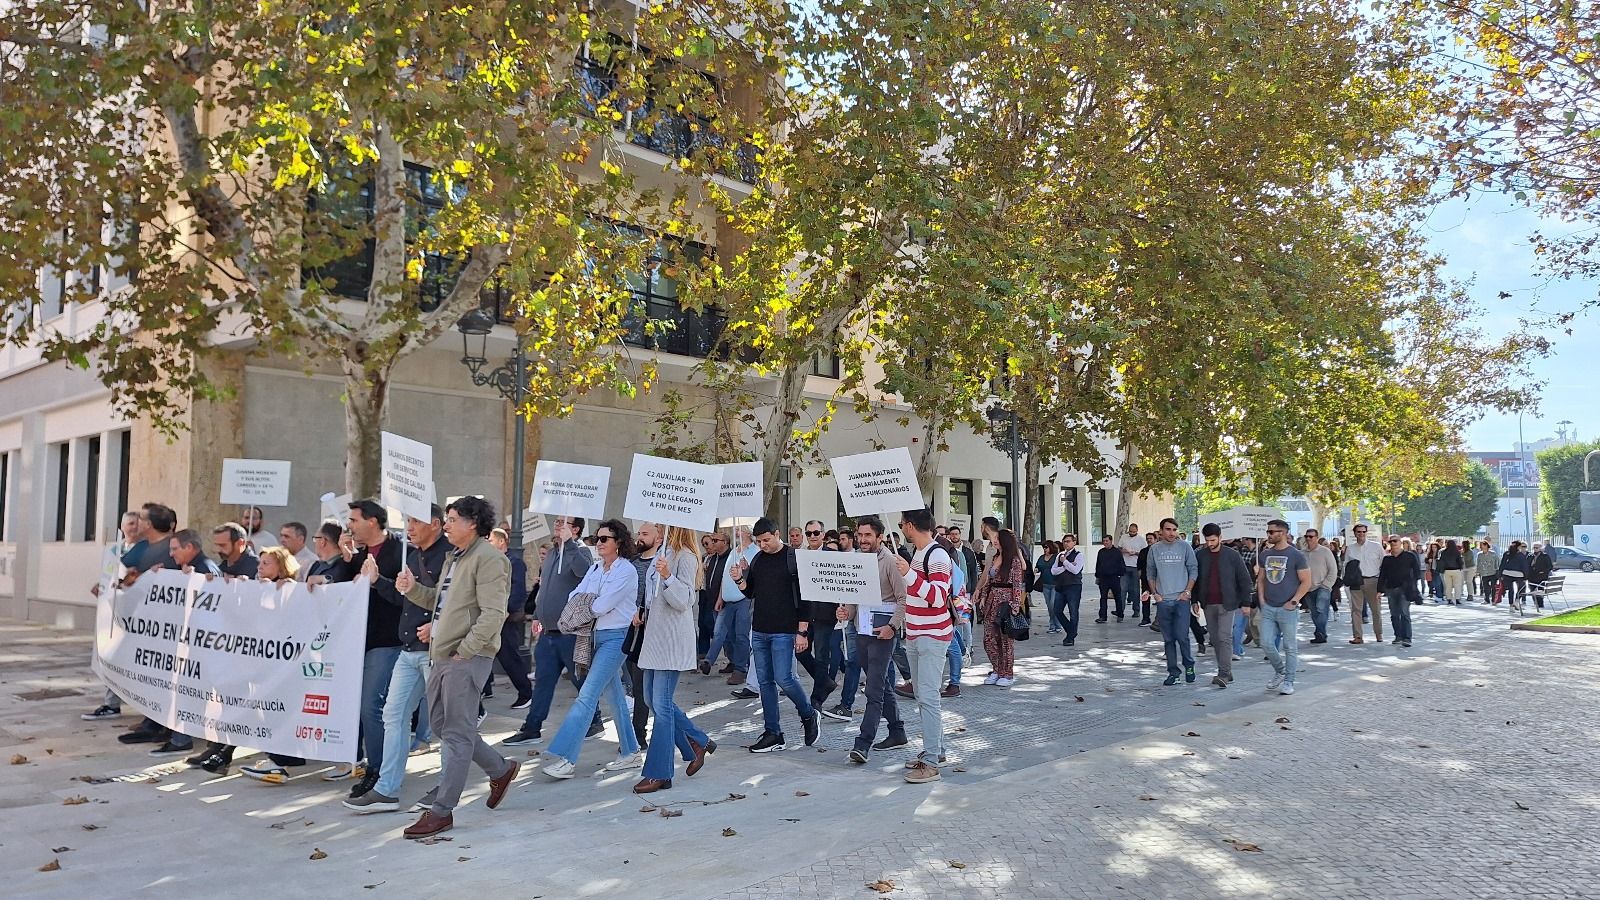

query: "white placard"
(529, 460), (611, 521)
(522, 513), (553, 545)
(948, 513), (974, 541)
(623, 453), (724, 533)
(1199, 505), (1284, 540)
(220, 458), (292, 507)
(831, 447), (924, 516)
(94, 569), (368, 761)
(716, 461), (765, 519)
(320, 492), (353, 522)
(380, 432), (434, 522)
(796, 549), (881, 606)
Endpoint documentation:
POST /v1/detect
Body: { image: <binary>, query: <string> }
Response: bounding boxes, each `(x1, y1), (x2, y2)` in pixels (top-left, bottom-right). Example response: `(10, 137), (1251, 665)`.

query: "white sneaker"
(983, 674), (1000, 686)
(1266, 674), (1284, 692)
(543, 759), (577, 780)
(995, 677), (1015, 687)
(1279, 682), (1295, 695)
(1231, 654), (1243, 661)
(603, 750), (645, 772)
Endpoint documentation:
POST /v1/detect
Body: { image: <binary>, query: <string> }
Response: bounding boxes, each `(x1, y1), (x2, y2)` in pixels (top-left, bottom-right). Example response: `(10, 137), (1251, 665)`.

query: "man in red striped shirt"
(895, 508), (952, 785)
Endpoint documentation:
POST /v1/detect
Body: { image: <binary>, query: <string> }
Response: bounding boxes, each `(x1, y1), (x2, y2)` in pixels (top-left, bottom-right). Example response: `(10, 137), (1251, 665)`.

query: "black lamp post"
(986, 403), (1024, 531)
(455, 308), (530, 558)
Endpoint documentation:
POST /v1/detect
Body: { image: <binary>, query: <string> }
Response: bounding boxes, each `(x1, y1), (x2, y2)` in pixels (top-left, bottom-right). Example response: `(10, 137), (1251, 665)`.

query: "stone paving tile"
(712, 612), (1600, 899)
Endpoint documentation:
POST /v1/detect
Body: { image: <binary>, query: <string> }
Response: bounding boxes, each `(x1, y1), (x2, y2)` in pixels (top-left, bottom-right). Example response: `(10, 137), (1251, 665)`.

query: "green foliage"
(1536, 441), (1600, 538)
(1392, 461), (1501, 537)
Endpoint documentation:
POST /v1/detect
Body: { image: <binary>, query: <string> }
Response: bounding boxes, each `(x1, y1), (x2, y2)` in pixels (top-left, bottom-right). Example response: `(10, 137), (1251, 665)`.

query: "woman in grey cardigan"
(633, 526), (714, 793)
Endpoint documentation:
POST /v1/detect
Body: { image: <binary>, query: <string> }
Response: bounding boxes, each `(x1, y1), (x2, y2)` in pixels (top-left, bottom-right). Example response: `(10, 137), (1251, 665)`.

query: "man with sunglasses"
(1256, 519), (1311, 695)
(1345, 523), (1385, 644)
(797, 520), (842, 710)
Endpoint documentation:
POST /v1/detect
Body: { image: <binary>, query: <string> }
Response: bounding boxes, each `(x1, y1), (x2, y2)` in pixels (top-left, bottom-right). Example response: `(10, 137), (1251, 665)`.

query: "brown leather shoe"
(403, 810), (453, 839)
(486, 758), (519, 810)
(1348, 638), (1364, 644)
(686, 737), (717, 777)
(940, 684), (961, 698)
(725, 671), (746, 685)
(632, 777), (672, 794)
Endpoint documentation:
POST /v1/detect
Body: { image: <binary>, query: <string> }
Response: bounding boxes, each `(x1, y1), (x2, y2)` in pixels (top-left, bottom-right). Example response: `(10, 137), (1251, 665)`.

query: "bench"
(1529, 575), (1566, 611)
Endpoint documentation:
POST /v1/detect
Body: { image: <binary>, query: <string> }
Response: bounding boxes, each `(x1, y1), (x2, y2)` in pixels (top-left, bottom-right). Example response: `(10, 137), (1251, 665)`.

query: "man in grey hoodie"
(504, 517), (600, 746)
(1144, 518), (1199, 685)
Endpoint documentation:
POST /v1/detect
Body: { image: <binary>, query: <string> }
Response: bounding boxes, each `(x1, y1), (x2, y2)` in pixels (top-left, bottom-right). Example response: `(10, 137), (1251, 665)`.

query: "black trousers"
(796, 620), (840, 705)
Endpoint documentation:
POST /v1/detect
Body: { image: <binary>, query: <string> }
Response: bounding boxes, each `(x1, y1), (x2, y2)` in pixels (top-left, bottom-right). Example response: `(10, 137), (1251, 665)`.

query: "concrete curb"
(1509, 600), (1600, 634)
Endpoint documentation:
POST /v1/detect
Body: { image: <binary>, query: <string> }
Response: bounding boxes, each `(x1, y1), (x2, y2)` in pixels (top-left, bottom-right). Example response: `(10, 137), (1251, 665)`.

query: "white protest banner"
(220, 458), (292, 507)
(831, 447), (923, 516)
(380, 431), (434, 522)
(320, 492), (354, 522)
(522, 513), (553, 545)
(623, 453), (724, 532)
(94, 569), (367, 761)
(948, 513), (974, 541)
(529, 460), (610, 521)
(796, 549), (881, 606)
(716, 461), (764, 520)
(1199, 505), (1284, 540)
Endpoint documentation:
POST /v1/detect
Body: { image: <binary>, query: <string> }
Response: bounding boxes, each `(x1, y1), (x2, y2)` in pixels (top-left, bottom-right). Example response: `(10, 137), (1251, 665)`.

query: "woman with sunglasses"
(542, 519), (644, 779)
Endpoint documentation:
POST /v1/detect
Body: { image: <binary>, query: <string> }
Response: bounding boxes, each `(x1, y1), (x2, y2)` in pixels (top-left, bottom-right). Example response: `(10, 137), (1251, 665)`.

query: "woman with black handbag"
(979, 529), (1027, 687)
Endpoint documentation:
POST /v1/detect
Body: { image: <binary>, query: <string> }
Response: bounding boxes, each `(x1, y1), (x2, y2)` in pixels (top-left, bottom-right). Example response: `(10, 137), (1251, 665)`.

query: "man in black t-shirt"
(730, 518), (819, 753)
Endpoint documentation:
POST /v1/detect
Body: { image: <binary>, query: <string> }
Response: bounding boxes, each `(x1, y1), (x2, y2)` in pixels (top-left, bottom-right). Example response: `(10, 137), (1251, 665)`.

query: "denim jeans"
(1156, 598), (1194, 676)
(1122, 571), (1143, 619)
(1053, 582), (1082, 642)
(751, 631), (814, 736)
(853, 632), (903, 753)
(705, 600), (751, 673)
(548, 628), (640, 764)
(697, 591), (718, 660)
(945, 625), (966, 685)
(520, 631), (597, 734)
(361, 645), (402, 765)
(905, 637), (947, 763)
(1307, 587), (1331, 640)
(642, 669), (708, 781)
(1257, 603), (1300, 683)
(1386, 589), (1414, 641)
(1041, 585), (1060, 630)
(1233, 608), (1248, 655)
(376, 649), (430, 797)
(840, 629), (863, 708)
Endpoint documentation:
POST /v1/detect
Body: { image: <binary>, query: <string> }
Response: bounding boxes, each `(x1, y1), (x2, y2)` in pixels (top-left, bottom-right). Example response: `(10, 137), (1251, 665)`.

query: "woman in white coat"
(633, 526), (714, 793)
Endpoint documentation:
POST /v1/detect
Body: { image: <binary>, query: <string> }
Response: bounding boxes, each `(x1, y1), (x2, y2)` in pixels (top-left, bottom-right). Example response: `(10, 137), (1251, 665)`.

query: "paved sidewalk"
(3, 579), (1597, 898)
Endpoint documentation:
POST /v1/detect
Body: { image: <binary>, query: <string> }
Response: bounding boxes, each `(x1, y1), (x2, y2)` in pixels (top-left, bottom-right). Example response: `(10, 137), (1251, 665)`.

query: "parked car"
(1549, 545), (1599, 573)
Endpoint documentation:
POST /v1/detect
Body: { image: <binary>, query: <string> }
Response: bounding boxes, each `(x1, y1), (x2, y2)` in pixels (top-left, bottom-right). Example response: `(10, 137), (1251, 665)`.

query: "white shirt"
(576, 558), (640, 631)
(1116, 534), (1144, 567)
(1346, 539), (1385, 578)
(293, 546), (317, 580)
(248, 529), (279, 551)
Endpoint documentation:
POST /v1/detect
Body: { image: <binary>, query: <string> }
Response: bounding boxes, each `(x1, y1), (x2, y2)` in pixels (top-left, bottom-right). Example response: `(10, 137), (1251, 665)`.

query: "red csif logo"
(301, 694), (330, 715)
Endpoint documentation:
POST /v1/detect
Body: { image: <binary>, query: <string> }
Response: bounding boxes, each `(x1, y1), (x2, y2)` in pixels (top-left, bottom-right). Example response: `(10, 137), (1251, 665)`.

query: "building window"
(1059, 486), (1080, 538)
(116, 430), (131, 526)
(81, 436), (101, 542)
(1034, 486), (1052, 544)
(50, 442), (69, 542)
(1089, 489), (1108, 543)
(0, 451), (9, 542)
(616, 229), (729, 359)
(990, 482), (1012, 530)
(808, 347), (841, 379)
(947, 479), (973, 519)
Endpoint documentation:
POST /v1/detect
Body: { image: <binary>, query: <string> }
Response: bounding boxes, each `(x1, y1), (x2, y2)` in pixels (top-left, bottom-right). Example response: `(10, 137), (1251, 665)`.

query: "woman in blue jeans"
(542, 519), (644, 779)
(634, 527), (713, 792)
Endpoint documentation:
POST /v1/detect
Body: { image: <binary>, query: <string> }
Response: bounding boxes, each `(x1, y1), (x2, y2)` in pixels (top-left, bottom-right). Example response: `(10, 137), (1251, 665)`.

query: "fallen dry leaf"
(1513, 801), (1530, 811)
(45, 748), (55, 755)
(456, 856), (473, 862)
(51, 846), (71, 853)
(866, 880), (896, 893)
(794, 791), (809, 797)
(1274, 717), (1290, 724)
(417, 836), (453, 845)
(38, 859), (61, 872)
(80, 824), (101, 831)
(727, 793), (747, 800)
(659, 808), (683, 818)
(362, 883), (385, 890)
(1182, 751), (1196, 756)
(951, 766), (967, 773)
(1183, 731), (1200, 737)
(309, 849), (328, 861)
(722, 827), (737, 837)
(1224, 839), (1263, 852)
(1073, 696), (1085, 702)
(9, 754), (27, 765)
(62, 796), (89, 806)
(639, 806), (655, 814)
(1138, 795), (1157, 801)
(948, 860), (967, 869)
(1192, 702), (1206, 707)
(1228, 755), (1243, 760)
(1279, 726), (1291, 731)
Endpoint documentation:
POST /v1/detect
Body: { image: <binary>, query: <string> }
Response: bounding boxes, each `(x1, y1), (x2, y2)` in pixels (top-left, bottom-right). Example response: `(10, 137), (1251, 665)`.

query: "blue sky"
(1422, 193), (1599, 451)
